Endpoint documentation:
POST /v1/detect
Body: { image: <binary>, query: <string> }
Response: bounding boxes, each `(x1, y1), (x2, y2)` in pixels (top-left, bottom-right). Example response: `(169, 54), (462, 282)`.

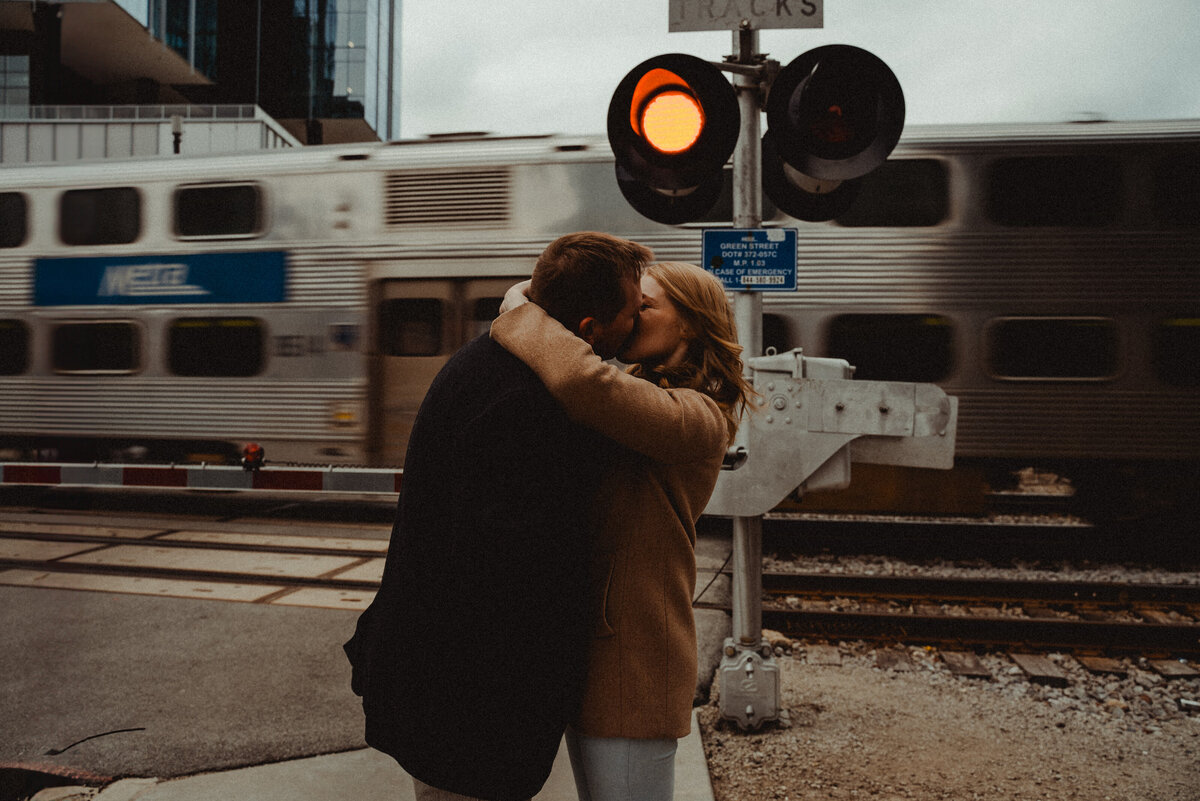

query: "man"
(344, 232), (650, 801)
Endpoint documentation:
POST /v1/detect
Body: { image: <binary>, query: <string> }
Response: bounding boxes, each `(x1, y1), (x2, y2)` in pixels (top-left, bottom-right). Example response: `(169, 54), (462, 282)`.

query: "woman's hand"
(498, 280), (532, 314)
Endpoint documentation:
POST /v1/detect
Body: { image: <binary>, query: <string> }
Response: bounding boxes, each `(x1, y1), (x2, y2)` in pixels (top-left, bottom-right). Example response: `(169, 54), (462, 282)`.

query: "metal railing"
(1, 104), (261, 122)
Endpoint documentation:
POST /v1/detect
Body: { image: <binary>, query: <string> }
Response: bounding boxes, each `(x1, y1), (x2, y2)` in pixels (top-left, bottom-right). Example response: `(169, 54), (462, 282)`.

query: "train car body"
(0, 122), (1197, 518)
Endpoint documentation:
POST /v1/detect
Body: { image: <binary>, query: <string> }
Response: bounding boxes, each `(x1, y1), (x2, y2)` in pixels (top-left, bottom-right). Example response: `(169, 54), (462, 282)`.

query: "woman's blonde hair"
(630, 261), (754, 441)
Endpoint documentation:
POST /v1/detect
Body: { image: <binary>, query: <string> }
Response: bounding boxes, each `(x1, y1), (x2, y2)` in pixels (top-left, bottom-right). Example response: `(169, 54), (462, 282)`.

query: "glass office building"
(0, 0), (210, 115)
(0, 53), (28, 109)
(146, 0), (219, 82)
(0, 0), (400, 143)
(142, 0), (400, 142)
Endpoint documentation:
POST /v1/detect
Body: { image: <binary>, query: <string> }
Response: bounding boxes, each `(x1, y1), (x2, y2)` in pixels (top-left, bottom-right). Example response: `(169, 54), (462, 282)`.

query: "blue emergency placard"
(702, 229), (797, 291)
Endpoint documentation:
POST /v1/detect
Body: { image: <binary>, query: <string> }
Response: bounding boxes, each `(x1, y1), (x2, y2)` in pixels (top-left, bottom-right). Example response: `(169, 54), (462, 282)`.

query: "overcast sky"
(396, 0), (1199, 139)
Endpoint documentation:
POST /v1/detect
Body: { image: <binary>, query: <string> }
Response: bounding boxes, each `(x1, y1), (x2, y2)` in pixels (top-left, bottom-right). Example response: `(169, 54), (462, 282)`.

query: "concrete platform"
(84, 712), (714, 801)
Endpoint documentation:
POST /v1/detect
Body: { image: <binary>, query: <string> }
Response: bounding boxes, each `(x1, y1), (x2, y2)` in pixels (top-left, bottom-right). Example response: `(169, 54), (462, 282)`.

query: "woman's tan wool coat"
(491, 303), (728, 740)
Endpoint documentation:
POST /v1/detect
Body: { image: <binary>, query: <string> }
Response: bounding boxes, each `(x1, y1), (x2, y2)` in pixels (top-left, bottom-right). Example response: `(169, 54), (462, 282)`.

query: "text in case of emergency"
(702, 228), (797, 292)
(668, 0), (822, 32)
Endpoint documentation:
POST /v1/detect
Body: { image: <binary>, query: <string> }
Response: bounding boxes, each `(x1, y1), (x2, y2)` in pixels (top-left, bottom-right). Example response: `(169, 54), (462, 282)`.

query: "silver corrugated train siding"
(0, 379), (366, 442)
(760, 233), (1199, 308)
(384, 168), (511, 230)
(259, 252), (368, 307)
(951, 389), (1200, 459)
(0, 257), (31, 310)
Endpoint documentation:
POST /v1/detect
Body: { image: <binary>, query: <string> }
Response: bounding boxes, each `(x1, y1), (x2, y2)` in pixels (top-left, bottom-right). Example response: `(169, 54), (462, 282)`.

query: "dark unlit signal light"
(763, 44), (905, 220)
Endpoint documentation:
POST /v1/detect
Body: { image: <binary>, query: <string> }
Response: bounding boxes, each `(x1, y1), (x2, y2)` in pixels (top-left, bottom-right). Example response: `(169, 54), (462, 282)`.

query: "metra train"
(1, 121), (1197, 521)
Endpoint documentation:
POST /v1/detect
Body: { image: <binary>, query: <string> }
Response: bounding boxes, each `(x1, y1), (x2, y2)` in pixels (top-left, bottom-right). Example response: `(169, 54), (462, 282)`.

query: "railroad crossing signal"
(608, 30), (942, 735)
(607, 45), (905, 223)
(763, 44), (905, 220)
(607, 53), (739, 224)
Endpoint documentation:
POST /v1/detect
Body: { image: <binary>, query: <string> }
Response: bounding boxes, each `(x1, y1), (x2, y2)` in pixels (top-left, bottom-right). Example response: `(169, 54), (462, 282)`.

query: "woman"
(490, 261), (751, 801)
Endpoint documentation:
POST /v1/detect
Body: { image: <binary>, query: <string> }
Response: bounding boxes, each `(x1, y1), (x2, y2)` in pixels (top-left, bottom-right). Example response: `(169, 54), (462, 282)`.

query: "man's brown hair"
(530, 232), (651, 331)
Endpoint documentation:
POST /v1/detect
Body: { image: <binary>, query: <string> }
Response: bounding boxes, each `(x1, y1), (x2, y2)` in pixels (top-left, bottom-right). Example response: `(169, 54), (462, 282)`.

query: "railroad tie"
(940, 651), (991, 678)
(1076, 656), (1128, 677)
(1148, 659), (1200, 679)
(1009, 653), (1069, 687)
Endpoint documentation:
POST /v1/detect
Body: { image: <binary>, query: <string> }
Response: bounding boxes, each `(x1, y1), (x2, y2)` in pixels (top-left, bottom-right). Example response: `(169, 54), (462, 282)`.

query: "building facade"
(0, 0), (400, 150)
(142, 0), (401, 143)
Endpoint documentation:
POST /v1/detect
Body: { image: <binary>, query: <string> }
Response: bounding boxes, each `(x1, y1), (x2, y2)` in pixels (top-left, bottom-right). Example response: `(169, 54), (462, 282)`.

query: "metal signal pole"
(720, 23), (781, 730)
(729, 24), (765, 661)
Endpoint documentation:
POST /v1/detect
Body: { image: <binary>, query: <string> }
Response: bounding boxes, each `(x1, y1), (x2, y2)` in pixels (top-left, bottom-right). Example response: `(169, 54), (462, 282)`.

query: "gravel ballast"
(697, 645), (1199, 800)
(696, 545), (1200, 801)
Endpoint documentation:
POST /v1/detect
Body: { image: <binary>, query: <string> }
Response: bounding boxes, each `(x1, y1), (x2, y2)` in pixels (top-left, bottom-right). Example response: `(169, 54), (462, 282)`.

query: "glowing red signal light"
(630, 68), (705, 154)
(642, 91), (704, 153)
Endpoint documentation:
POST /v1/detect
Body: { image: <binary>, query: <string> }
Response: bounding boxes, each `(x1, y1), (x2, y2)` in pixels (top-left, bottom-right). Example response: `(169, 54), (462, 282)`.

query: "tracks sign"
(669, 0), (823, 32)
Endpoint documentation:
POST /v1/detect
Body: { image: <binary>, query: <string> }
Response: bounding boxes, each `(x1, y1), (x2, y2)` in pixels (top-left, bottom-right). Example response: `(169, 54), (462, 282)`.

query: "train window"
(1152, 153), (1200, 229)
(825, 315), (954, 382)
(60, 188), (140, 245)
(378, 298), (442, 356)
(467, 297), (504, 340)
(168, 318), (266, 377)
(835, 159), (949, 227)
(985, 156), (1121, 227)
(174, 184), (263, 238)
(0, 319), (30, 375)
(986, 317), (1118, 380)
(52, 321), (140, 373)
(1152, 318), (1200, 387)
(0, 192), (27, 248)
(762, 313), (793, 354)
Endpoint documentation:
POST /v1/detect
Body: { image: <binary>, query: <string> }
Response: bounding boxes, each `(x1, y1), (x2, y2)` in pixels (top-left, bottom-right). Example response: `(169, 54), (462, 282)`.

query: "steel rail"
(0, 529), (386, 559)
(0, 556), (378, 592)
(755, 606), (1200, 657)
(758, 571), (1200, 606)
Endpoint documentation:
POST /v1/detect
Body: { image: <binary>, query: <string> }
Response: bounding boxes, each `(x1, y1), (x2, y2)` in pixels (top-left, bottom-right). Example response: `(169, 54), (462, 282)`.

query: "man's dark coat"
(344, 334), (609, 801)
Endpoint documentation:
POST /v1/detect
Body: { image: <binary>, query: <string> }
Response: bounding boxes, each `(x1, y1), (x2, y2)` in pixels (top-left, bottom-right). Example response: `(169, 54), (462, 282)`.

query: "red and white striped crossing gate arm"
(0, 462), (403, 494)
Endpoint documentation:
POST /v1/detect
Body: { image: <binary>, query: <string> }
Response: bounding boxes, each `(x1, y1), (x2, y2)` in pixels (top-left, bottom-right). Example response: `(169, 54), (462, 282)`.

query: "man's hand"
(499, 280), (533, 314)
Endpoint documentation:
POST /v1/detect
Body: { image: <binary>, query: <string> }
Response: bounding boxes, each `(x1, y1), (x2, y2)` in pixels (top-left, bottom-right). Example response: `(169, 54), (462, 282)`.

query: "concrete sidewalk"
(78, 712), (714, 801)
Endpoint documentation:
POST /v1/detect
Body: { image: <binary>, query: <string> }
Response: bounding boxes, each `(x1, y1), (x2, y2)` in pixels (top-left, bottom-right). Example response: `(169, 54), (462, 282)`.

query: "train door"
(369, 277), (520, 465)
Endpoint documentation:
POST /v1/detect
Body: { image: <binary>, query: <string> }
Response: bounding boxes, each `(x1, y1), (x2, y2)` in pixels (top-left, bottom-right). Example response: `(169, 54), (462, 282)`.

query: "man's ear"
(577, 316), (597, 345)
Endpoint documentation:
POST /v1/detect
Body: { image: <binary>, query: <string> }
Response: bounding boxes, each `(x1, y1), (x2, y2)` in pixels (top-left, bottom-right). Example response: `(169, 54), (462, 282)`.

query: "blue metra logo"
(98, 262), (211, 298)
(34, 252), (287, 306)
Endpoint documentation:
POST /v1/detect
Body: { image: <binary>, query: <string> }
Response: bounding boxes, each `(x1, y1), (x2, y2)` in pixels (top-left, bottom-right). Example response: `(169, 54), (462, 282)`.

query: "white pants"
(565, 728), (678, 801)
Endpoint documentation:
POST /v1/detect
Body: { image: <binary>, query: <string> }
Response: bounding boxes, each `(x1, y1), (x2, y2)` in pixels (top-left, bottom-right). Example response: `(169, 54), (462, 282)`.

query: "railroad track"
(751, 508), (1198, 565)
(696, 570), (1200, 657)
(751, 513), (1107, 564)
(4, 507), (1199, 658)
